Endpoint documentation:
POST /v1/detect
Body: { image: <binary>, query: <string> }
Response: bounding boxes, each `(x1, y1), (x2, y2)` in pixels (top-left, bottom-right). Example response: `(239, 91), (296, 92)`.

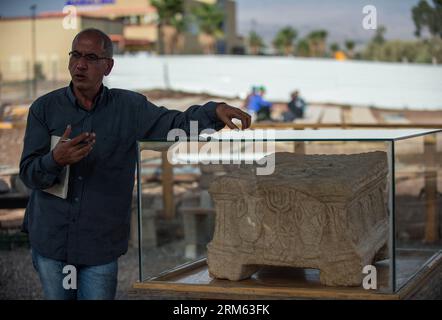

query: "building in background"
(0, 13), (123, 82)
(0, 0), (243, 82)
(71, 0), (157, 52)
(69, 0), (243, 54)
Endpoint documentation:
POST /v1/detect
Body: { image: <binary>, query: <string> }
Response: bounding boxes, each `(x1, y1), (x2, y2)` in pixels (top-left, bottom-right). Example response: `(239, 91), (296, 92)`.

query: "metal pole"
(387, 141), (396, 293)
(30, 4), (37, 99)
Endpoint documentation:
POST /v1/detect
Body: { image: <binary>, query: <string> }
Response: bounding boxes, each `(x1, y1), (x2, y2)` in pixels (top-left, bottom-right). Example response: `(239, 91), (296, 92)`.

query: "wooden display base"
(133, 251), (442, 300)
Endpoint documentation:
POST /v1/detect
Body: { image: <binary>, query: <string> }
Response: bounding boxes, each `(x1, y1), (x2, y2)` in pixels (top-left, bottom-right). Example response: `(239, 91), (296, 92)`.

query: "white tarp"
(106, 54), (442, 110)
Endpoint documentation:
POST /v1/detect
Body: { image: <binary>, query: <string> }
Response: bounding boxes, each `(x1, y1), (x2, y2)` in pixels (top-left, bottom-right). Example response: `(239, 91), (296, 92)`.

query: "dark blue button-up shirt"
(20, 84), (224, 265)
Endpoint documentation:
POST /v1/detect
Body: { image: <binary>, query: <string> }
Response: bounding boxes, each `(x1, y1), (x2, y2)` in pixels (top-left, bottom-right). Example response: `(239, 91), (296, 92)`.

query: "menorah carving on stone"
(207, 152), (389, 286)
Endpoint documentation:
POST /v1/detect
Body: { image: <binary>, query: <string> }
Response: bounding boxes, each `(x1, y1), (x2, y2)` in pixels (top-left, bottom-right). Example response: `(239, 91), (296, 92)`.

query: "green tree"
(344, 40), (355, 58)
(169, 13), (187, 54)
(248, 31), (265, 55)
(296, 38), (311, 57)
(307, 30), (328, 57)
(192, 2), (225, 54)
(272, 26), (298, 56)
(412, 0), (442, 38)
(151, 0), (185, 55)
(362, 37), (442, 64)
(363, 26), (386, 60)
(373, 25), (387, 45)
(330, 42), (340, 54)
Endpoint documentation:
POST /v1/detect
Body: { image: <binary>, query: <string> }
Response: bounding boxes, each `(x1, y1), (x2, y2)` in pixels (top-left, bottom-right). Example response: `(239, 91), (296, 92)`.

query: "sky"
(236, 0), (421, 45)
(0, 0), (422, 45)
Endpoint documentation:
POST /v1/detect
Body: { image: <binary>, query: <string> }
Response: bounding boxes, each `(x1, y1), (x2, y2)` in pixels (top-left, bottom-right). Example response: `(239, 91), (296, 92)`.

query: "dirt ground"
(0, 245), (138, 299)
(0, 239), (192, 300)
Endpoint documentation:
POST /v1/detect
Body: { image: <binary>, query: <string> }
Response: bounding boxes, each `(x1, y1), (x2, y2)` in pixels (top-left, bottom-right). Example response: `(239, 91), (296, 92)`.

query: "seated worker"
(243, 86), (258, 111)
(253, 86), (272, 122)
(283, 90), (307, 122)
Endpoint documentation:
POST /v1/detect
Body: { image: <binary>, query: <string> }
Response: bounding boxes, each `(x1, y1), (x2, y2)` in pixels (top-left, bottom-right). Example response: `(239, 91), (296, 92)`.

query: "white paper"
(43, 136), (70, 199)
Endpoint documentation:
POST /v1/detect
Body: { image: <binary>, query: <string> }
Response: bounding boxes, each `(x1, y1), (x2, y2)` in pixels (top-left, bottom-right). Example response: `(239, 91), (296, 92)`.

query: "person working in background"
(246, 86), (272, 122)
(283, 90), (307, 122)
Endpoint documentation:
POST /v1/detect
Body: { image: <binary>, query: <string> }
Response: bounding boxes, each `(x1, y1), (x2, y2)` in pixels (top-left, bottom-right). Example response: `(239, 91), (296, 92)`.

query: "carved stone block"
(207, 152), (389, 286)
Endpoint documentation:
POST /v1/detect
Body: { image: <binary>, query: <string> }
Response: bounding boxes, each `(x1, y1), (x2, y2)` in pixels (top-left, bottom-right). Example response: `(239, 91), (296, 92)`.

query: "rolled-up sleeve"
(19, 102), (64, 189)
(136, 97), (225, 140)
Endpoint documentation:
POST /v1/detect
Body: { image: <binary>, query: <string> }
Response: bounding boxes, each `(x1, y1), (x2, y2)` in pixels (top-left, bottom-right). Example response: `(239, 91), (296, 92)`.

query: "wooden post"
(294, 142), (306, 154)
(161, 151), (175, 220)
(424, 135), (439, 243)
(293, 129), (306, 154)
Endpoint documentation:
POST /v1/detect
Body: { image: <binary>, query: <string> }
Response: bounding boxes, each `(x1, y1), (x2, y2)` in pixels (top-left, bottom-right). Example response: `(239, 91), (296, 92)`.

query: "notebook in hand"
(43, 136), (70, 199)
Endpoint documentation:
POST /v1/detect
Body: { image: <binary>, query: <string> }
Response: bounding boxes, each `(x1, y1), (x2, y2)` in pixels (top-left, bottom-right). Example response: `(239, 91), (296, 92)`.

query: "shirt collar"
(66, 82), (107, 110)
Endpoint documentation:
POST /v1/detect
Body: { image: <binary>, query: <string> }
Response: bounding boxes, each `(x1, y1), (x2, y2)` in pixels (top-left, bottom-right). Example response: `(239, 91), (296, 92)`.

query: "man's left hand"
(215, 103), (252, 130)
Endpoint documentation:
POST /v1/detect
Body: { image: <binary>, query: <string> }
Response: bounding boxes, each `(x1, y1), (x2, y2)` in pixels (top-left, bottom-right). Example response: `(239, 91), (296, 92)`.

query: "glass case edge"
(136, 141), (144, 283)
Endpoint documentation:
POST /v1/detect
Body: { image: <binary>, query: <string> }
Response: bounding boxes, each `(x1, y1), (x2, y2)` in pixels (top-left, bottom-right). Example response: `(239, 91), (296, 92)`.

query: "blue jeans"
(31, 248), (118, 300)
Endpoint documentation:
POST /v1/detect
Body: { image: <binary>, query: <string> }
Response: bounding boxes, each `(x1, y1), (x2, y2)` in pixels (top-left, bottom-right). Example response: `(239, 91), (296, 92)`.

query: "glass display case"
(134, 129), (442, 298)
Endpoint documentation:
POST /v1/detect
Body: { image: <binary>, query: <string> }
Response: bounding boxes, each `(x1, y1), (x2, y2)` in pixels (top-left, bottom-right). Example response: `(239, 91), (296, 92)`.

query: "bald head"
(69, 28), (114, 94)
(72, 28), (113, 58)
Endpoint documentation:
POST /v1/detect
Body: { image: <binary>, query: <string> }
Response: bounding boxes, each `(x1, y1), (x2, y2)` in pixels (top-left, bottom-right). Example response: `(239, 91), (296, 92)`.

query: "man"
(254, 86), (272, 122)
(284, 90), (307, 122)
(246, 86), (272, 122)
(19, 28), (251, 300)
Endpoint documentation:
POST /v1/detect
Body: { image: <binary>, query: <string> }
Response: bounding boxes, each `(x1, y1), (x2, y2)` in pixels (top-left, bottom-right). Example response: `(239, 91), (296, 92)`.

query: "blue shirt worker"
(247, 88), (272, 113)
(19, 28), (251, 300)
(254, 86), (272, 121)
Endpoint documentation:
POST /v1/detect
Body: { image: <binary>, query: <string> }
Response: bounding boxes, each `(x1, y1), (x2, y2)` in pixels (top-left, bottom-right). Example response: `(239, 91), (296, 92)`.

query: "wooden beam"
(293, 129), (306, 154)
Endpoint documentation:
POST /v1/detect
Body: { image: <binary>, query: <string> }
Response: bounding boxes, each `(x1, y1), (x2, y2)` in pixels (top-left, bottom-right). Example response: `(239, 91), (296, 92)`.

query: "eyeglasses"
(69, 51), (111, 63)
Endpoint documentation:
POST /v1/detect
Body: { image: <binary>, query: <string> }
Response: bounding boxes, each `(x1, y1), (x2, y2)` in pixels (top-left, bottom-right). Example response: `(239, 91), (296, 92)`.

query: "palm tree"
(296, 38), (311, 57)
(248, 31), (265, 55)
(307, 29), (328, 57)
(192, 3), (225, 54)
(272, 26), (298, 56)
(330, 42), (340, 56)
(344, 40), (355, 58)
(151, 0), (185, 55)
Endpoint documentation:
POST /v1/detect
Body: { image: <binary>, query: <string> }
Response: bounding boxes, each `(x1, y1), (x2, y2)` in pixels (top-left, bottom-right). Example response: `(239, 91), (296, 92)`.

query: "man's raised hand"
(52, 125), (96, 166)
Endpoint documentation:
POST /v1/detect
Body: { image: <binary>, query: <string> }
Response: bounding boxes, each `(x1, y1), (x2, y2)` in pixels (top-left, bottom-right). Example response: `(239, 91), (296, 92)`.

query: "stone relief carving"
(207, 151), (389, 286)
